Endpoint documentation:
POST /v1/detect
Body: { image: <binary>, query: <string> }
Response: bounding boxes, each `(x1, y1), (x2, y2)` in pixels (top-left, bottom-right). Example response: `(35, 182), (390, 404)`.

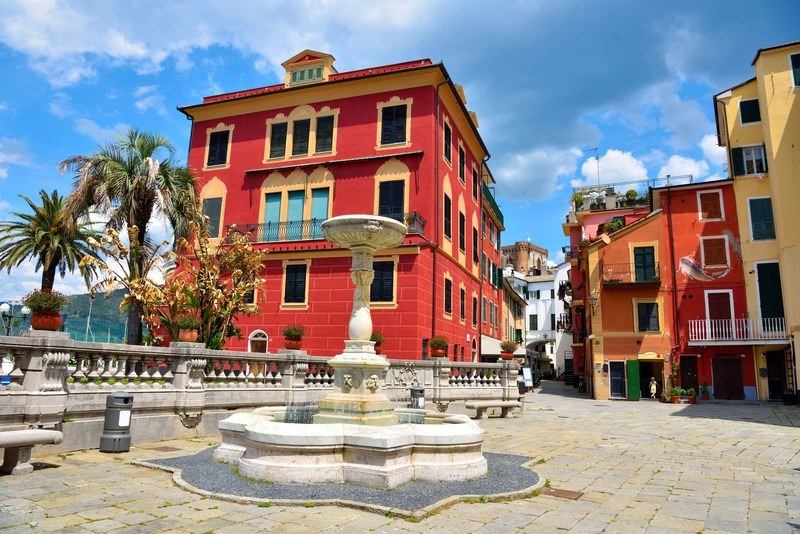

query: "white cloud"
(0, 137), (33, 179)
(133, 85), (167, 116)
(496, 147), (582, 201)
(48, 92), (74, 118)
(657, 155), (709, 181)
(73, 119), (129, 143)
(699, 133), (727, 167)
(0, 102), (6, 111)
(571, 149), (648, 188)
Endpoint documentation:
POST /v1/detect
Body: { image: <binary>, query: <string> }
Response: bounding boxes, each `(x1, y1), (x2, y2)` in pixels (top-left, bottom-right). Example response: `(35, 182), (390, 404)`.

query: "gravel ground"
(149, 446), (540, 513)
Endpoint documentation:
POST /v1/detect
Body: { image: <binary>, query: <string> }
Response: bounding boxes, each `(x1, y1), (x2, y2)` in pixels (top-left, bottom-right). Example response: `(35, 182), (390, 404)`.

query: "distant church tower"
(501, 240), (549, 276)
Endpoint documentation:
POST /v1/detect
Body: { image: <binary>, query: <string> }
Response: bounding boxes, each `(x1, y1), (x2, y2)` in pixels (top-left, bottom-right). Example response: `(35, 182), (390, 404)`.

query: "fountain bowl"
(321, 214), (406, 251)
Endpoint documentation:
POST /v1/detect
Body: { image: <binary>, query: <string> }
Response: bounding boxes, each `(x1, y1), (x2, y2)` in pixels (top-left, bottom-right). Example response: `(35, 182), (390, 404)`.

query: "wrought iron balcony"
(601, 262), (660, 285)
(229, 211), (426, 244)
(562, 245), (579, 261)
(688, 318), (789, 345)
(557, 313), (572, 333)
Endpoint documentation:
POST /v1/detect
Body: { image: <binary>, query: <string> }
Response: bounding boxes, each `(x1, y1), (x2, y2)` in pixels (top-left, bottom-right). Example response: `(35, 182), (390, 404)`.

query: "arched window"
(249, 330), (269, 353)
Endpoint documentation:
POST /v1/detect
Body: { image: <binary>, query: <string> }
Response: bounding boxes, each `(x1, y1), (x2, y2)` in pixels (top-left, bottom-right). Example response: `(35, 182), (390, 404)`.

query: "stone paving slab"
(3, 381), (800, 532)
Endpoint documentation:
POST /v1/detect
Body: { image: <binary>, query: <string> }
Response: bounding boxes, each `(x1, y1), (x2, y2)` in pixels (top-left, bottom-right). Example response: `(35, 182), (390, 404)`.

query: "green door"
(627, 360), (641, 400)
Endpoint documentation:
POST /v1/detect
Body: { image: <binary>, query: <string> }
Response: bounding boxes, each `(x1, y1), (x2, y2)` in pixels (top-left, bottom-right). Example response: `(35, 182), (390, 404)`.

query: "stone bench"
(465, 400), (522, 419)
(0, 429), (64, 475)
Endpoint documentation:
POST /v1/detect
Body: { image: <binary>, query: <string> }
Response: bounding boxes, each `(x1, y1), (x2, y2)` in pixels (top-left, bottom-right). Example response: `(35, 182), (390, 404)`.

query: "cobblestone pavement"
(3, 381), (800, 533)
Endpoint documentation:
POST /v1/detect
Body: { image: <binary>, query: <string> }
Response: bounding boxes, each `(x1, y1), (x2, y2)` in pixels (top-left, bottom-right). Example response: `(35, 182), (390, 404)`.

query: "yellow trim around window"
(280, 259), (311, 310)
(443, 271), (454, 319)
(375, 96), (413, 150)
(199, 177), (228, 244)
(632, 297), (664, 334)
(263, 105), (340, 163)
(373, 158), (411, 216)
(203, 122), (234, 171)
(370, 255), (400, 310)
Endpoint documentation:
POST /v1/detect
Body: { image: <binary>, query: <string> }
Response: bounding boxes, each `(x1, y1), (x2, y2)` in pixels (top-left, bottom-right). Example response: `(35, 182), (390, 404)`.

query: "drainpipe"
(432, 79), (448, 344)
(666, 187), (682, 390)
(478, 154), (491, 362)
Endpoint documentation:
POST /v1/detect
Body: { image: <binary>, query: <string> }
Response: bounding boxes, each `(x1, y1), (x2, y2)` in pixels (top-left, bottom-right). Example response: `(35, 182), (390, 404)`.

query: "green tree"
(0, 189), (100, 291)
(60, 128), (199, 345)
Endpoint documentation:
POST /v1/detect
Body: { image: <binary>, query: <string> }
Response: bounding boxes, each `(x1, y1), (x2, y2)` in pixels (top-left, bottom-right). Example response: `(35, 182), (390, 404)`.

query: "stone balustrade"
(0, 332), (518, 452)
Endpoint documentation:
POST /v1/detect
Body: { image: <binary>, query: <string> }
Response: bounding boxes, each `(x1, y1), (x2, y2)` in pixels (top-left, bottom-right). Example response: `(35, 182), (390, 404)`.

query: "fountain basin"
(321, 214), (407, 251)
(216, 411), (487, 489)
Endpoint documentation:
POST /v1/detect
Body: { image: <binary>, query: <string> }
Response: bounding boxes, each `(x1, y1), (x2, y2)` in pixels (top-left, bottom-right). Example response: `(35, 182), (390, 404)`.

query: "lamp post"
(0, 302), (31, 336)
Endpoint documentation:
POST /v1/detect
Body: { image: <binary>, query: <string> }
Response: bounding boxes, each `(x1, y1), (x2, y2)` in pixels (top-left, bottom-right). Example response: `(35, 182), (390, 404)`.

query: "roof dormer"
(282, 50), (338, 87)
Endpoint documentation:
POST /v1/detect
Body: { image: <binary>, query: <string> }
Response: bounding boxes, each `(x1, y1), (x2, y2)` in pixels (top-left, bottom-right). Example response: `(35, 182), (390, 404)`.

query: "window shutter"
(792, 53), (800, 86)
(731, 147), (745, 176)
(270, 123), (287, 158)
(202, 197), (223, 238)
(292, 119), (310, 156)
(394, 105), (406, 143)
(315, 116), (333, 153)
(762, 143), (768, 172)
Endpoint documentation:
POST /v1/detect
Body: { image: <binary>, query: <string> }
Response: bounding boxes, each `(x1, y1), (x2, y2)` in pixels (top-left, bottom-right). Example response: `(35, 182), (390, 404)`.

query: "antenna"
(583, 147), (600, 185)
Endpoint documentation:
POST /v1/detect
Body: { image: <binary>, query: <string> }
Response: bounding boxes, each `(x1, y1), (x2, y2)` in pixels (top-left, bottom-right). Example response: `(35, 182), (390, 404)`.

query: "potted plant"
(174, 314), (201, 343)
(685, 387), (697, 405)
(700, 381), (710, 401)
(667, 387), (683, 404)
(429, 336), (448, 357)
(499, 340), (518, 360)
(370, 331), (385, 354)
(282, 325), (305, 350)
(22, 288), (68, 331)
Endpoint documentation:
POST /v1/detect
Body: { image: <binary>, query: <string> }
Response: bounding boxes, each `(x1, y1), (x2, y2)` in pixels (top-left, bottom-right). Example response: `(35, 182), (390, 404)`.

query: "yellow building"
(714, 40), (800, 401)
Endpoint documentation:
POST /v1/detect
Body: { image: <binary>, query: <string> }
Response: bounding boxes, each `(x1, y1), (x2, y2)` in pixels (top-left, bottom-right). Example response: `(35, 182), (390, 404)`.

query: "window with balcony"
(701, 237), (728, 268)
(378, 180), (405, 219)
(634, 246), (657, 282)
(207, 130), (230, 167)
(749, 197), (776, 240)
(370, 261), (394, 302)
(739, 98), (761, 125)
(636, 302), (659, 332)
(698, 190), (723, 220)
(732, 145), (767, 176)
(202, 197), (223, 238)
(380, 104), (407, 145)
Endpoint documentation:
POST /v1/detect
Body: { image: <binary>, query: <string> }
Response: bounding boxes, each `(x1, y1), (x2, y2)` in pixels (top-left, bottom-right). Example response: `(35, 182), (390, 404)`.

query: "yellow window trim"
(280, 259), (311, 310)
(370, 255), (400, 309)
(375, 96), (413, 150)
(203, 122), (234, 171)
(264, 105), (340, 163)
(632, 297), (664, 334)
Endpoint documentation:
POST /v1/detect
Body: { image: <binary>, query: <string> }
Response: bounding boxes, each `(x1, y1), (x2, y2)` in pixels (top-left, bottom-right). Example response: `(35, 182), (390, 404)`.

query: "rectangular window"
(702, 237), (728, 267)
(207, 130), (229, 167)
(739, 99), (761, 124)
(472, 228), (479, 263)
(443, 122), (451, 163)
(381, 105), (407, 145)
(292, 119), (311, 156)
(633, 246), (656, 282)
(472, 167), (479, 200)
(370, 261), (394, 302)
(202, 197), (223, 238)
(732, 145), (767, 176)
(550, 289), (555, 299)
(551, 314), (556, 331)
(460, 287), (466, 320)
(444, 278), (452, 314)
(792, 53), (800, 87)
(699, 191), (722, 220)
(378, 180), (405, 219)
(443, 194), (452, 239)
(309, 188), (329, 239)
(472, 297), (478, 327)
(483, 297), (487, 323)
(315, 116), (334, 153)
(458, 147), (465, 182)
(458, 212), (466, 252)
(286, 190), (305, 240)
(269, 123), (288, 159)
(750, 197), (776, 240)
(529, 314), (538, 331)
(243, 289), (256, 305)
(284, 264), (307, 303)
(637, 302), (659, 332)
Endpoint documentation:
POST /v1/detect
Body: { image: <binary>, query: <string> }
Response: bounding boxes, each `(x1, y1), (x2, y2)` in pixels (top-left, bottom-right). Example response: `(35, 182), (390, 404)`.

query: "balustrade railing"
(0, 333), (517, 446)
(687, 318), (788, 342)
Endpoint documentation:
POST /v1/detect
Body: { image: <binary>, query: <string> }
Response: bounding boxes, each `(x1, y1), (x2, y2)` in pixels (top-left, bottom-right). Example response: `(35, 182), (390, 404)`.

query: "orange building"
(177, 50), (504, 359)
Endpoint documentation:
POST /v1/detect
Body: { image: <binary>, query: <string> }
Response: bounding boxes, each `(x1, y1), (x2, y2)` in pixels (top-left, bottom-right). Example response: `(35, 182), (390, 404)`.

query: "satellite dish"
(601, 234), (611, 244)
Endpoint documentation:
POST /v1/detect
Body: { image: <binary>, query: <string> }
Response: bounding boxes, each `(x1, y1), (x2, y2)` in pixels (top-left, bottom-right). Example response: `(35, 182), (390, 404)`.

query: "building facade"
(178, 50), (504, 359)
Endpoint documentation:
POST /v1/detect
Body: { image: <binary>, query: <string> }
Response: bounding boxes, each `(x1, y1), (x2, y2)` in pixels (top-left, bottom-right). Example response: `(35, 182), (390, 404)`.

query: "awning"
(638, 351), (665, 361)
(481, 335), (526, 356)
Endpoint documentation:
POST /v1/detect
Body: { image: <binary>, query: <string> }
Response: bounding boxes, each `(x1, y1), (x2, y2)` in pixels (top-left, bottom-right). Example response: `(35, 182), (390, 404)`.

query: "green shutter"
(762, 143), (768, 172)
(202, 197), (223, 238)
(515, 329), (523, 343)
(626, 360), (641, 400)
(731, 147), (745, 176)
(791, 54), (800, 86)
(751, 198), (776, 240)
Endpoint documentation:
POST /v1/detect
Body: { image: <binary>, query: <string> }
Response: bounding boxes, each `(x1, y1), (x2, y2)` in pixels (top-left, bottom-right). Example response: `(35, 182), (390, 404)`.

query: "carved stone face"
(365, 374), (379, 393)
(342, 374), (353, 392)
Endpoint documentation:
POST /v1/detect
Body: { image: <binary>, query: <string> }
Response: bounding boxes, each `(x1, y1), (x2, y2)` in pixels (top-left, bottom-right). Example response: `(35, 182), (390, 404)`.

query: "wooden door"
(712, 355), (744, 400)
(680, 355), (699, 394)
(707, 292), (732, 339)
(766, 351), (787, 400)
(609, 361), (626, 398)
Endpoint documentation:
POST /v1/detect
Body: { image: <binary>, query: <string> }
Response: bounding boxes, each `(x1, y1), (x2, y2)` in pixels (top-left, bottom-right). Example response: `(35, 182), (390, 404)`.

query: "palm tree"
(0, 189), (100, 291)
(60, 128), (199, 345)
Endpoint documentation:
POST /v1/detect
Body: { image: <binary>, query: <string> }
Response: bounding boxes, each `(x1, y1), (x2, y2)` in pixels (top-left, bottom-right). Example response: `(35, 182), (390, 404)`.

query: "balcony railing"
(557, 313), (572, 333)
(562, 246), (578, 261)
(229, 211), (426, 244)
(601, 263), (660, 285)
(688, 318), (788, 343)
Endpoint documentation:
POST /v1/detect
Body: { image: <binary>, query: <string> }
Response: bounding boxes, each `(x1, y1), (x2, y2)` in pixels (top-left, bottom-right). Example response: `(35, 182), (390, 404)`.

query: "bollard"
(410, 387), (425, 409)
(100, 392), (133, 453)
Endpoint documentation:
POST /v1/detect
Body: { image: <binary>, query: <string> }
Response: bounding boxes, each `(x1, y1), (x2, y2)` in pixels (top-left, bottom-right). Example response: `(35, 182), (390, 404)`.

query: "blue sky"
(0, 0), (797, 300)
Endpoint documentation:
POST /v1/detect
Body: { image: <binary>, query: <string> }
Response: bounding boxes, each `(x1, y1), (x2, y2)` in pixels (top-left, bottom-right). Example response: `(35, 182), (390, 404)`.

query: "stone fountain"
(215, 215), (487, 489)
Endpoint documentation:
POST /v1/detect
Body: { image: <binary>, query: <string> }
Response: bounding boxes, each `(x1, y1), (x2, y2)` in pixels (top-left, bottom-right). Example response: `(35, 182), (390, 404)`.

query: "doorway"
(712, 355), (744, 400)
(609, 361), (626, 398)
(638, 360), (665, 398)
(680, 355), (699, 394)
(766, 350), (787, 400)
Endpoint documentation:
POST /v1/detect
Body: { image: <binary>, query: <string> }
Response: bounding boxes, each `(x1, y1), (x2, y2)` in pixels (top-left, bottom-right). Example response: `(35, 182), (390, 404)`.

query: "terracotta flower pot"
(701, 394), (709, 401)
(670, 395), (680, 404)
(687, 395), (696, 405)
(500, 351), (514, 360)
(29, 311), (62, 331)
(374, 343), (383, 354)
(178, 329), (199, 342)
(284, 339), (303, 350)
(430, 348), (446, 357)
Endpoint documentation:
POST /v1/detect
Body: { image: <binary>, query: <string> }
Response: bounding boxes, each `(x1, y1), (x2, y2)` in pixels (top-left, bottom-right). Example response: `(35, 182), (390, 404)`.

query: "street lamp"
(0, 302), (31, 336)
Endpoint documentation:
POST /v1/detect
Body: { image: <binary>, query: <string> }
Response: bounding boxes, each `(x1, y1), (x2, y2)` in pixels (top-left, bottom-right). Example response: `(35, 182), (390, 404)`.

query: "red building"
(652, 181), (756, 400)
(177, 50), (504, 360)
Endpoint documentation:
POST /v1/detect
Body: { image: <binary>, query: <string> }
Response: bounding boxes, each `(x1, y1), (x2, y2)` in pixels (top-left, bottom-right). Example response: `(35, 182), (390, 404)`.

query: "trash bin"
(100, 392), (133, 453)
(410, 387), (425, 409)
(518, 379), (526, 395)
